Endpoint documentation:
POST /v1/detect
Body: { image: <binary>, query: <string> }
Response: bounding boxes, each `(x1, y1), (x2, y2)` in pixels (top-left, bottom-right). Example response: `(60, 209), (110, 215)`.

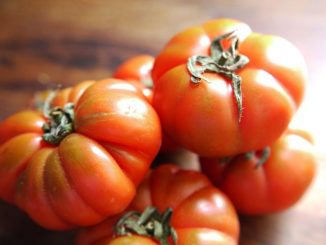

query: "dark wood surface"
(1, 0), (326, 244)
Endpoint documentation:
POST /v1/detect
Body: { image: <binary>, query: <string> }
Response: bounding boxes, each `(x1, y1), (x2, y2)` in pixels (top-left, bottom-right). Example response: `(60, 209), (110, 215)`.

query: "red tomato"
(152, 18), (307, 157)
(113, 55), (180, 153)
(114, 55), (154, 82)
(76, 164), (239, 245)
(200, 130), (316, 214)
(0, 79), (161, 230)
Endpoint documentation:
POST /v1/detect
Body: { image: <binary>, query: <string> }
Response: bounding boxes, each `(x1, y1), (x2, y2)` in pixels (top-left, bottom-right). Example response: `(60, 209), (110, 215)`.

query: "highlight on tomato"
(76, 164), (240, 245)
(200, 129), (316, 215)
(0, 78), (162, 230)
(152, 18), (307, 157)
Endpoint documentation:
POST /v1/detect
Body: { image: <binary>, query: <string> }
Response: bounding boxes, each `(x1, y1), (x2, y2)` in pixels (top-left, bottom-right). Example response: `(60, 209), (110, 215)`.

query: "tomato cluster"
(0, 18), (316, 244)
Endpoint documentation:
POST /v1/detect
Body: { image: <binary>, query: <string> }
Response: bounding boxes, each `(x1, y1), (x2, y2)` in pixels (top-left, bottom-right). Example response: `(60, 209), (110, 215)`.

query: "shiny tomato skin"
(200, 130), (316, 214)
(152, 18), (307, 157)
(75, 85), (160, 158)
(0, 111), (44, 144)
(76, 164), (239, 245)
(0, 133), (44, 203)
(15, 146), (73, 230)
(177, 228), (236, 245)
(0, 79), (161, 230)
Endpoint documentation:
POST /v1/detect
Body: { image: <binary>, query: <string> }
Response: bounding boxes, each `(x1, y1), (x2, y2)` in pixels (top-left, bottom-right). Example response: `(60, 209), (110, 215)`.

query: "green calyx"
(115, 206), (177, 245)
(187, 31), (249, 121)
(42, 102), (75, 145)
(244, 147), (271, 168)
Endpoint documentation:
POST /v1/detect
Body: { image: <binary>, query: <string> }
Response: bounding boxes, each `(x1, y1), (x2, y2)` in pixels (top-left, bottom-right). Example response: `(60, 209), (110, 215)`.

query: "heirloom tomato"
(0, 78), (161, 230)
(76, 164), (239, 245)
(152, 18), (307, 157)
(200, 130), (316, 214)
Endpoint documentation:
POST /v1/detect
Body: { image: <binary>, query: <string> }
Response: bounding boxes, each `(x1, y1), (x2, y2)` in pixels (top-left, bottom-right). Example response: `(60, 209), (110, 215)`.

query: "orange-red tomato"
(0, 78), (161, 230)
(76, 164), (239, 245)
(152, 18), (307, 157)
(200, 130), (316, 214)
(114, 55), (154, 82)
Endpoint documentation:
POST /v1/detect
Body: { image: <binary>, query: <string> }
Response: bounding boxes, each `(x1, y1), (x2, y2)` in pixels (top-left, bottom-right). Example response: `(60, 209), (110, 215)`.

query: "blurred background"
(0, 0), (325, 244)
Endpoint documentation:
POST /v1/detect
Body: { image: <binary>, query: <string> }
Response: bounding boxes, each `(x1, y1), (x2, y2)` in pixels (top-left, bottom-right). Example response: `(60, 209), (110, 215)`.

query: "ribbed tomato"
(200, 130), (316, 214)
(76, 164), (239, 245)
(0, 78), (161, 230)
(152, 18), (307, 157)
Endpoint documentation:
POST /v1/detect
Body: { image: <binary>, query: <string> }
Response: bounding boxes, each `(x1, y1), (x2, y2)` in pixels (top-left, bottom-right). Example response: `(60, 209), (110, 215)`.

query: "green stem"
(115, 206), (177, 245)
(244, 147), (271, 168)
(42, 102), (75, 145)
(187, 31), (249, 122)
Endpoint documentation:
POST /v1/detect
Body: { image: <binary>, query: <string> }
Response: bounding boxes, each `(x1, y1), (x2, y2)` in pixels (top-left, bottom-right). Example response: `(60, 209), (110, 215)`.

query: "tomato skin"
(76, 164), (239, 245)
(0, 111), (44, 144)
(177, 228), (236, 245)
(15, 147), (73, 230)
(152, 18), (307, 157)
(0, 133), (44, 203)
(0, 79), (161, 230)
(114, 55), (154, 83)
(200, 130), (316, 214)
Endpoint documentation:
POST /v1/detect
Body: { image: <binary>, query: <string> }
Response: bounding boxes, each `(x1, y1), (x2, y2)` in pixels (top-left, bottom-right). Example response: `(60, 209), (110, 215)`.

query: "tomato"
(113, 55), (180, 153)
(114, 55), (154, 82)
(152, 18), (307, 157)
(0, 78), (161, 230)
(200, 130), (316, 214)
(114, 55), (155, 103)
(76, 164), (239, 245)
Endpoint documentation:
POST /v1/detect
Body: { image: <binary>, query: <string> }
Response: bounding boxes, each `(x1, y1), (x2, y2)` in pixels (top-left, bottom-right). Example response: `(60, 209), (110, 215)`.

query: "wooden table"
(0, 0), (325, 244)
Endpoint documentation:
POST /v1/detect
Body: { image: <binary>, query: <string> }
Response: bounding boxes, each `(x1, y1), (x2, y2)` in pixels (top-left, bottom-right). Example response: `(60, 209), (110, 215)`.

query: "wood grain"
(1, 0), (326, 244)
